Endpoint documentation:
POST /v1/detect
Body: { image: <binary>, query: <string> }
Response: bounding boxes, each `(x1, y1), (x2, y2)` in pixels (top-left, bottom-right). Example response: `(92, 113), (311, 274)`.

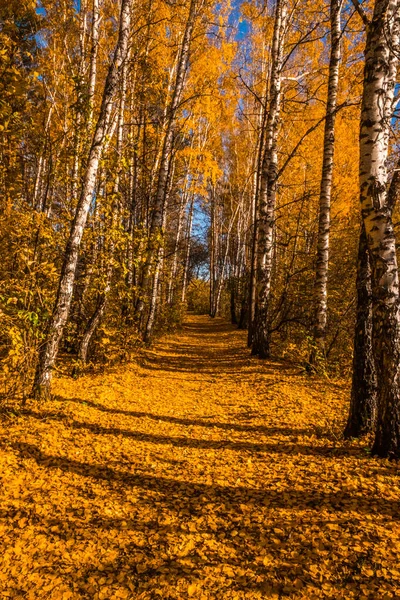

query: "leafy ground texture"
(0, 315), (399, 600)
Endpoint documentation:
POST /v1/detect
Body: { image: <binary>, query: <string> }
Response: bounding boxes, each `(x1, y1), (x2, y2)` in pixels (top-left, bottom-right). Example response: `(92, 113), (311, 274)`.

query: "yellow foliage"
(1, 316), (399, 599)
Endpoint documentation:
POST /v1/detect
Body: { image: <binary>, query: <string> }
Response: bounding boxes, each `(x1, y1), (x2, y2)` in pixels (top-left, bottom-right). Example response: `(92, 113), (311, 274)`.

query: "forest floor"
(0, 315), (399, 600)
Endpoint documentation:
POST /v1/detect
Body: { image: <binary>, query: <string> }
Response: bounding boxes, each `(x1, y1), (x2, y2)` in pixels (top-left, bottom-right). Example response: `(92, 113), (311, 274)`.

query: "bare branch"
(276, 101), (358, 180)
(350, 0), (370, 27)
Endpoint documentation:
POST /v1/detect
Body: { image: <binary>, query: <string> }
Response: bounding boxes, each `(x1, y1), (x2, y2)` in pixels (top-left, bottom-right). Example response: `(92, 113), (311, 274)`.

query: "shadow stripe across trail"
(1, 315), (399, 599)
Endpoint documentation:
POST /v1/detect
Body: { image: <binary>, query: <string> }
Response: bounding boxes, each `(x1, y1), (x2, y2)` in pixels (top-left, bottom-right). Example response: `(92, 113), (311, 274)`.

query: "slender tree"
(252, 0), (288, 358)
(87, 0), (100, 129)
(32, 0), (132, 399)
(136, 0), (200, 334)
(181, 195), (195, 303)
(310, 0), (342, 363)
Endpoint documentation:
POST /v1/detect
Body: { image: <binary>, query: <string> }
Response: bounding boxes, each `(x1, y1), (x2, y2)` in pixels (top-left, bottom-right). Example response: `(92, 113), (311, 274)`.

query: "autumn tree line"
(1, 0), (400, 457)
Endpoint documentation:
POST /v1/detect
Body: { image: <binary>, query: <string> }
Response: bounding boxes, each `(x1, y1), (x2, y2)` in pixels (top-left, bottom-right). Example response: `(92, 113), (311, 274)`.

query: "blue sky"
(229, 0), (251, 41)
(36, 0), (249, 41)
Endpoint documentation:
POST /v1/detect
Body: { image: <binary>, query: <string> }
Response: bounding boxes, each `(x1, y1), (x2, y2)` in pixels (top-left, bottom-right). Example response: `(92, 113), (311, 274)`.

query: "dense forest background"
(1, 0), (400, 457)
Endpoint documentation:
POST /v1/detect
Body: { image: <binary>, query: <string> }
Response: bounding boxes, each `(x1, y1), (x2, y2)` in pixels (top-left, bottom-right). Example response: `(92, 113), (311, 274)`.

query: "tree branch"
(276, 101), (358, 180)
(350, 0), (370, 27)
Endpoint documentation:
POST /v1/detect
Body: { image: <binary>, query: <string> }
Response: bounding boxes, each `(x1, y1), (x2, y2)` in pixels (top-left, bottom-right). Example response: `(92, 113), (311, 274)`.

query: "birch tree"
(87, 0), (101, 129)
(252, 0), (288, 358)
(248, 75), (268, 347)
(310, 0), (342, 363)
(344, 224), (377, 437)
(355, 0), (400, 457)
(136, 0), (200, 335)
(32, 0), (132, 399)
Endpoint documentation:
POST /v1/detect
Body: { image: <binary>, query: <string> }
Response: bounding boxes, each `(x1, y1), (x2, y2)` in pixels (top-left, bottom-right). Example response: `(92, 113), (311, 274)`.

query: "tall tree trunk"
(78, 53), (128, 363)
(311, 0), (341, 362)
(356, 0), (400, 457)
(33, 105), (54, 211)
(230, 279), (238, 325)
(88, 0), (101, 129)
(252, 0), (288, 358)
(181, 195), (194, 303)
(344, 224), (377, 437)
(213, 202), (240, 318)
(71, 0), (96, 204)
(124, 67), (142, 322)
(248, 164), (260, 345)
(209, 186), (218, 317)
(230, 228), (243, 326)
(32, 0), (132, 399)
(143, 156), (176, 342)
(346, 135), (400, 440)
(167, 184), (188, 304)
(136, 0), (199, 320)
(248, 67), (268, 347)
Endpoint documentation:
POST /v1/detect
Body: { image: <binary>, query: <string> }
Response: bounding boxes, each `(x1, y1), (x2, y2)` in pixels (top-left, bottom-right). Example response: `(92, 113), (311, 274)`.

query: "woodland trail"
(0, 315), (400, 600)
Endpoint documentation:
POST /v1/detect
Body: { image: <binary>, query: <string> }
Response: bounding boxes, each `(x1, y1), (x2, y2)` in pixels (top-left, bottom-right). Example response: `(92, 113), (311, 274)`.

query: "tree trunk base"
(251, 345), (271, 360)
(371, 442), (400, 460)
(31, 383), (52, 402)
(343, 421), (365, 440)
(343, 409), (374, 440)
(372, 418), (400, 459)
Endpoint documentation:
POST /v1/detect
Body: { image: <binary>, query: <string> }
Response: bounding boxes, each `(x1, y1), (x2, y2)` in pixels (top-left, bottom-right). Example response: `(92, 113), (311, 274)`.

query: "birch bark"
(213, 202), (241, 318)
(209, 186), (218, 317)
(311, 0), (342, 362)
(252, 0), (288, 358)
(88, 0), (101, 129)
(248, 50), (268, 347)
(167, 189), (187, 305)
(136, 0), (199, 324)
(32, 0), (132, 398)
(181, 195), (194, 303)
(143, 156), (176, 342)
(357, 0), (400, 457)
(78, 54), (128, 363)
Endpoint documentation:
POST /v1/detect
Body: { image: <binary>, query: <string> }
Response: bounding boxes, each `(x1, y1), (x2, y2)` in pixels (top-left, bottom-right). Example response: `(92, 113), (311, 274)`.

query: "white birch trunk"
(248, 48), (268, 346)
(181, 195), (194, 303)
(358, 0), (400, 457)
(32, 0), (132, 399)
(213, 202), (241, 318)
(88, 0), (101, 129)
(252, 0), (288, 358)
(167, 190), (187, 305)
(136, 0), (199, 321)
(143, 155), (177, 342)
(78, 56), (128, 364)
(311, 0), (342, 361)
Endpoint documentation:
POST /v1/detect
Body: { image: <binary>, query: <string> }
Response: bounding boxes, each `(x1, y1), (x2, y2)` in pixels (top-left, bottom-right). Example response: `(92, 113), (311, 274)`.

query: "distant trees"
(138, 0), (202, 342)
(310, 0), (342, 365)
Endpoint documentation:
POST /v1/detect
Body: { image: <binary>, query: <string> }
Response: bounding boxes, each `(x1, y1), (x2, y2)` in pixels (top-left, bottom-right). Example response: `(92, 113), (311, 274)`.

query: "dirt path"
(0, 315), (399, 599)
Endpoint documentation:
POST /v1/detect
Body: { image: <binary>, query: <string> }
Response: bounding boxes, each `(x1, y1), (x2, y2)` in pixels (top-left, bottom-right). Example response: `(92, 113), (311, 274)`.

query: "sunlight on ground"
(0, 316), (399, 599)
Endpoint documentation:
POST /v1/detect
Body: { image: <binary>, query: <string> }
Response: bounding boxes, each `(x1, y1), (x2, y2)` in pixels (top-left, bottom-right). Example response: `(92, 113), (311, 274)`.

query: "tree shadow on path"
(4, 440), (399, 519)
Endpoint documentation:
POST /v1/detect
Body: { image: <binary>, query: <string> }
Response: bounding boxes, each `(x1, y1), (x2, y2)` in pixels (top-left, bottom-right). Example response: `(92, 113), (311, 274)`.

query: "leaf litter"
(0, 316), (399, 599)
